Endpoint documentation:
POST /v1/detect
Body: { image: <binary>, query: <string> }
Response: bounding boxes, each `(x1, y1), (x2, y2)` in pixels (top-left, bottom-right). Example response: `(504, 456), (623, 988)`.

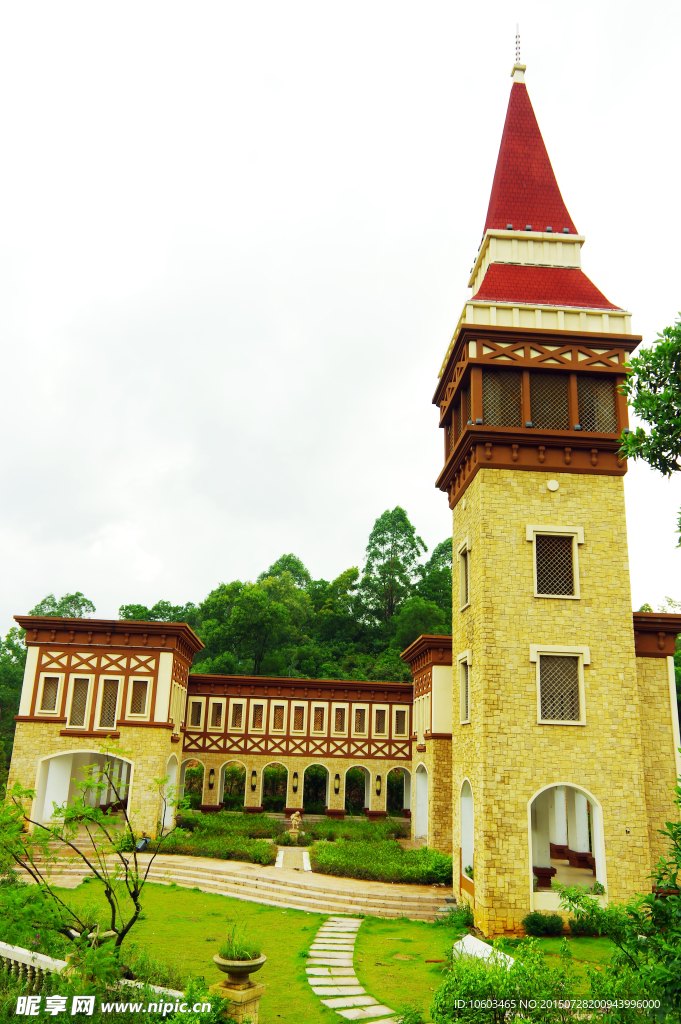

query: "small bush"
(521, 912), (565, 937)
(162, 828), (277, 866)
(434, 903), (474, 929)
(218, 921), (260, 961)
(568, 916), (603, 937)
(310, 840), (452, 885)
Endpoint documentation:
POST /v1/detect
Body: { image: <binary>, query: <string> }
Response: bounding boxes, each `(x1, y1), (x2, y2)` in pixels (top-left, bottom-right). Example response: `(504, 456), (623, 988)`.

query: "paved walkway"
(306, 917), (398, 1021)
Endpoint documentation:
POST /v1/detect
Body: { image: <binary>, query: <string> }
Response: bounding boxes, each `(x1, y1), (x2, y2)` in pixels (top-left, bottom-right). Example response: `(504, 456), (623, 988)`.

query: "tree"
(119, 599), (199, 627)
(29, 592), (96, 617)
(415, 538), (453, 626)
(620, 318), (681, 535)
(229, 573), (312, 674)
(257, 554), (311, 589)
(390, 596), (447, 651)
(359, 507), (427, 624)
(0, 628), (26, 771)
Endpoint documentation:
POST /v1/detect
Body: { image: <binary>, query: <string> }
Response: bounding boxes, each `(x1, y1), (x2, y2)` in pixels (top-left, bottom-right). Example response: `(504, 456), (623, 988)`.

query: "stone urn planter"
(210, 954), (267, 1023)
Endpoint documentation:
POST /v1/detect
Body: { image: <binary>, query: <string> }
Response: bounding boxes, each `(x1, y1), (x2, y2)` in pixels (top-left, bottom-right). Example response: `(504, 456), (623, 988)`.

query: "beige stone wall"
(411, 741), (452, 854)
(451, 469), (652, 936)
(636, 656), (680, 866)
(8, 721), (176, 837)
(183, 751), (409, 816)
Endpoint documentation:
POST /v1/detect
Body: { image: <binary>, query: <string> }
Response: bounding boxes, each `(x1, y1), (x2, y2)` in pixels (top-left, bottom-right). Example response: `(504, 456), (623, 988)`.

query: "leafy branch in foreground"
(0, 747), (185, 951)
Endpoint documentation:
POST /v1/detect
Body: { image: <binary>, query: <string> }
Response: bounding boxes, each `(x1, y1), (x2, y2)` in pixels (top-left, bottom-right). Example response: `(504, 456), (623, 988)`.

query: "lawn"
(57, 880), (616, 1023)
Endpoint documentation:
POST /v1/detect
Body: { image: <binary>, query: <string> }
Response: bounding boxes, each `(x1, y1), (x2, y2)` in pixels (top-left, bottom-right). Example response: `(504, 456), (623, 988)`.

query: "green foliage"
(390, 596), (447, 651)
(433, 903), (474, 930)
(176, 812), (285, 839)
(29, 592), (96, 617)
(257, 553), (311, 588)
(521, 911), (565, 937)
(160, 829), (277, 865)
(359, 506), (427, 624)
(310, 840), (452, 885)
(217, 920), (261, 961)
(118, 600), (200, 627)
(431, 937), (577, 1023)
(0, 628), (25, 773)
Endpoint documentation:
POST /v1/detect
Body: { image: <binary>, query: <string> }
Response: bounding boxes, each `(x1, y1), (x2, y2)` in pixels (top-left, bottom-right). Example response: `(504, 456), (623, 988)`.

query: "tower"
(433, 61), (681, 936)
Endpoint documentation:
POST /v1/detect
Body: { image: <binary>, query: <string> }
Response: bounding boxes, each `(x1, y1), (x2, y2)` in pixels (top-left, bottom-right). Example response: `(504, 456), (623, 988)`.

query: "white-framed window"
(331, 703), (348, 736)
(352, 704), (369, 736)
(291, 704), (306, 733)
(37, 673), (63, 715)
(208, 699), (225, 730)
(311, 704), (327, 734)
(187, 697), (204, 730)
(457, 650), (472, 724)
(526, 525), (584, 599)
(97, 677), (122, 730)
(458, 536), (471, 610)
(270, 703), (287, 733)
(67, 675), (93, 728)
(128, 678), (151, 719)
(373, 706), (388, 736)
(530, 644), (589, 726)
(229, 700), (245, 731)
(393, 706), (408, 737)
(251, 701), (266, 731)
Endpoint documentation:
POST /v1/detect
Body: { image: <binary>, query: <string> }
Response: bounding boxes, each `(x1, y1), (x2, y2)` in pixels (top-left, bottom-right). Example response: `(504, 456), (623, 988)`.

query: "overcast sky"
(0, 0), (680, 631)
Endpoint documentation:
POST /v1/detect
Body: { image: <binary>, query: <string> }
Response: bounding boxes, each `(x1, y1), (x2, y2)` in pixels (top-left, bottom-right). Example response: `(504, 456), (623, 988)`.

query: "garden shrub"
(434, 903), (473, 930)
(162, 828), (276, 866)
(521, 911), (565, 937)
(310, 840), (452, 885)
(568, 915), (603, 937)
(176, 812), (285, 840)
(305, 816), (409, 843)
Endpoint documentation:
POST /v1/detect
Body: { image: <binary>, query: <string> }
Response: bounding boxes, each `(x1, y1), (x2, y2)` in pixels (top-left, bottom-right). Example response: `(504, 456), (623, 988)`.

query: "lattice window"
(530, 372), (570, 430)
(375, 709), (386, 734)
(539, 655), (580, 721)
(394, 709), (406, 735)
(293, 706), (304, 731)
(189, 700), (202, 727)
(130, 680), (149, 716)
(273, 705), (285, 730)
(482, 370), (522, 426)
(334, 707), (346, 733)
(69, 678), (89, 727)
(354, 708), (366, 733)
(99, 679), (119, 728)
(446, 424), (454, 455)
(252, 704), (264, 728)
(313, 707), (325, 731)
(460, 662), (470, 724)
(211, 702), (223, 728)
(459, 549), (469, 608)
(231, 703), (243, 729)
(40, 677), (59, 712)
(536, 535), (574, 596)
(577, 376), (617, 432)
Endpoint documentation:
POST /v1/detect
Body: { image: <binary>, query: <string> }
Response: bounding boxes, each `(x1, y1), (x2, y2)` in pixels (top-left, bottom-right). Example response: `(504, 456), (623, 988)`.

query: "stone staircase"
(16, 842), (450, 921)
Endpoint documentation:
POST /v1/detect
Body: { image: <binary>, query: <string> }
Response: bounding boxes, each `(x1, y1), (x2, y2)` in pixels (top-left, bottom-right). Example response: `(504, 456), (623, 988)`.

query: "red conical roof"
(483, 81), (577, 235)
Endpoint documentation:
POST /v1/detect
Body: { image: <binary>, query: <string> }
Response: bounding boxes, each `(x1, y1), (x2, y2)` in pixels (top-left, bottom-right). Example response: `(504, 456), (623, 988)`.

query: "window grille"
(40, 677), (59, 712)
(231, 703), (243, 729)
(69, 678), (89, 727)
(189, 700), (202, 727)
(459, 549), (469, 607)
(130, 680), (148, 716)
(99, 679), (119, 728)
(536, 535), (574, 595)
(211, 703), (223, 728)
(394, 709), (406, 735)
(334, 707), (345, 732)
(354, 708), (366, 733)
(273, 705), (285, 730)
(482, 370), (522, 426)
(293, 706), (304, 730)
(577, 376), (617, 432)
(539, 655), (580, 721)
(460, 663), (469, 723)
(447, 424), (454, 454)
(375, 709), (386, 734)
(530, 373), (570, 430)
(313, 707), (324, 731)
(252, 704), (264, 729)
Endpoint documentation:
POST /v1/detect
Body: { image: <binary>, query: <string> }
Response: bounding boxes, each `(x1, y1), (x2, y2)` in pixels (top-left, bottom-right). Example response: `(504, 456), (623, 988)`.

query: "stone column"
(200, 761), (222, 812)
(566, 788), (591, 869)
(403, 769), (412, 818)
(325, 767), (345, 819)
(367, 766), (387, 819)
(531, 790), (555, 888)
(243, 765), (263, 813)
(548, 786), (568, 858)
(283, 762), (304, 818)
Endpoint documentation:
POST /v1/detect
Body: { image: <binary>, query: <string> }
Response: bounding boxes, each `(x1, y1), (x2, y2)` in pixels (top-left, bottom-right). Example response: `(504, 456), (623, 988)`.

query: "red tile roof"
(473, 264), (621, 310)
(484, 82), (577, 235)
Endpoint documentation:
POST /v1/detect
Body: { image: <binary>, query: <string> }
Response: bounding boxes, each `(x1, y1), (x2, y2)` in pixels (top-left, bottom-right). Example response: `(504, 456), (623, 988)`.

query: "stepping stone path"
(306, 916), (398, 1021)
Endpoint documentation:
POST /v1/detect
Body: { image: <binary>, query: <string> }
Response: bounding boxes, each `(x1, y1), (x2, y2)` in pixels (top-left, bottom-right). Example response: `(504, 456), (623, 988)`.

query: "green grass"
(310, 840), (453, 885)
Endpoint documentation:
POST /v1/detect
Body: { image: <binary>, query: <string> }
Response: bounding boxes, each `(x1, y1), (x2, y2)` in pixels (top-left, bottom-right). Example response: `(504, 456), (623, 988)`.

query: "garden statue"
(288, 810), (302, 836)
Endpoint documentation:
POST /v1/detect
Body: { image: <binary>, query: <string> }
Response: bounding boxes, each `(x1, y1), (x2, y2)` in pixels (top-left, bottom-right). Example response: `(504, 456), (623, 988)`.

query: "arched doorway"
(34, 751), (133, 824)
(220, 760), (246, 810)
(180, 759), (204, 809)
(303, 764), (329, 814)
(386, 767), (411, 817)
(261, 762), (288, 812)
(344, 766), (369, 816)
(529, 784), (606, 893)
(414, 764), (428, 840)
(460, 780), (474, 880)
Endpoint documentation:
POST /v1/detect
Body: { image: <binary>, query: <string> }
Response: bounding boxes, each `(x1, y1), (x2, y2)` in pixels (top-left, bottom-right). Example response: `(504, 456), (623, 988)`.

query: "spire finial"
(511, 23), (526, 82)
